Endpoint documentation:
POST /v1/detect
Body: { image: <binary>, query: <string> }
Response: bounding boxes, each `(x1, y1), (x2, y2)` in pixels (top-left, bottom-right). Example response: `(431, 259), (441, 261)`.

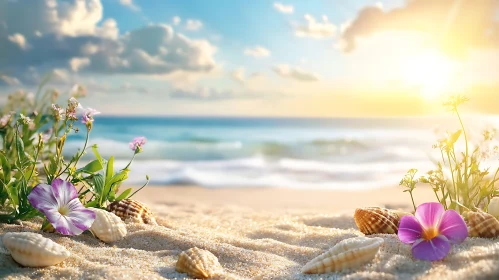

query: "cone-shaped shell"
(354, 207), (411, 235)
(107, 199), (158, 225)
(176, 247), (223, 279)
(2, 232), (70, 267)
(463, 210), (499, 238)
(302, 237), (383, 274)
(488, 197), (499, 219)
(90, 208), (127, 243)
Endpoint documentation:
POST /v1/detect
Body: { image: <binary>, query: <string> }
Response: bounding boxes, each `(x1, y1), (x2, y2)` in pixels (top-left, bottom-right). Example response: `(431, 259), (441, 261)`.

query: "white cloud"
(231, 68), (245, 84)
(273, 2), (294, 14)
(119, 0), (140, 12)
(0, 0), (219, 85)
(0, 75), (21, 86)
(96, 18), (119, 39)
(8, 33), (28, 50)
(69, 57), (91, 72)
(185, 19), (203, 31)
(172, 16), (181, 25)
(244, 46), (271, 58)
(273, 64), (319, 81)
(294, 14), (337, 39)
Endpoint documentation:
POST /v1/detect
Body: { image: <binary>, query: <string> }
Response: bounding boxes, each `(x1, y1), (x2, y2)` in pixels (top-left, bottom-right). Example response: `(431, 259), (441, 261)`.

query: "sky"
(0, 0), (498, 117)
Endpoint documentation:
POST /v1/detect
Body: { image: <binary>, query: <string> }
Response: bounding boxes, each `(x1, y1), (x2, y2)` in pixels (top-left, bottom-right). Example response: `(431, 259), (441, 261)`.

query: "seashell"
(463, 210), (499, 238)
(176, 247), (223, 279)
(302, 236), (383, 274)
(488, 197), (499, 219)
(107, 199), (158, 225)
(89, 208), (127, 243)
(354, 207), (411, 235)
(2, 232), (70, 267)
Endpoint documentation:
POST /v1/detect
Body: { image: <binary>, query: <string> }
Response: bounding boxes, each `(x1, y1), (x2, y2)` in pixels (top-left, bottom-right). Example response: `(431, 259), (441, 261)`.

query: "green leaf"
(0, 153), (11, 183)
(78, 159), (103, 174)
(115, 188), (132, 201)
(15, 134), (25, 162)
(102, 171), (128, 202)
(4, 178), (19, 209)
(447, 130), (462, 146)
(93, 174), (105, 199)
(92, 145), (103, 165)
(105, 156), (114, 184)
(48, 157), (58, 174)
(108, 190), (116, 202)
(84, 200), (98, 208)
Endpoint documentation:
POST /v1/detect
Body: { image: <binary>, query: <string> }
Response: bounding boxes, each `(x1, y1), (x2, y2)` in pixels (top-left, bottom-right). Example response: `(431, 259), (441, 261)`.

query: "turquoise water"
(63, 116), (499, 189)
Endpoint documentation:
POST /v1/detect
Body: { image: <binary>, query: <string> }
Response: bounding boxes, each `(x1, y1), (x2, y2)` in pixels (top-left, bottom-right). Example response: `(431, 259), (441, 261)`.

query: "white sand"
(1, 186), (499, 279)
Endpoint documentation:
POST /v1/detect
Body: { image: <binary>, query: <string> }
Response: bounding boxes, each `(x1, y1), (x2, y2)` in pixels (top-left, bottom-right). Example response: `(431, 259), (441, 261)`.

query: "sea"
(63, 115), (499, 190)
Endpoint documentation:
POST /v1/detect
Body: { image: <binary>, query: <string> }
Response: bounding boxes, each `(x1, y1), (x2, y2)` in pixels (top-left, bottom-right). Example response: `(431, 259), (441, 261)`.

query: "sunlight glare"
(403, 50), (455, 100)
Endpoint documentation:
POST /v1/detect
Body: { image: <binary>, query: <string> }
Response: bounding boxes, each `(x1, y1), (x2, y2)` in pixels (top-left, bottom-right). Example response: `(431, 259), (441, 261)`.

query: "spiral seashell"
(302, 236), (383, 274)
(2, 232), (70, 267)
(175, 247), (223, 279)
(354, 207), (411, 235)
(107, 199), (158, 225)
(488, 197), (499, 219)
(463, 210), (499, 238)
(90, 208), (127, 243)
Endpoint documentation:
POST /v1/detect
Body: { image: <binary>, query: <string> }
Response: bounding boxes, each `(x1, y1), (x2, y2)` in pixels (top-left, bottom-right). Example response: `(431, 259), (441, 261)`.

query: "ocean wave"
(64, 136), (413, 161)
(108, 157), (432, 190)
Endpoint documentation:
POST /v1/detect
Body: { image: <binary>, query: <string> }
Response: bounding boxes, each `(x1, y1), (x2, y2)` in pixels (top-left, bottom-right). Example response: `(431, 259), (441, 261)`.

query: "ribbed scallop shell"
(175, 247), (223, 279)
(107, 199), (158, 225)
(2, 232), (70, 267)
(354, 207), (411, 235)
(302, 237), (383, 274)
(463, 210), (499, 238)
(90, 208), (127, 243)
(488, 197), (499, 219)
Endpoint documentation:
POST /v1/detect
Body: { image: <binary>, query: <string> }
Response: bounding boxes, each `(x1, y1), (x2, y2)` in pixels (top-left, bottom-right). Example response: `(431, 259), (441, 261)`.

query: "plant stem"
(129, 176), (150, 199)
(123, 152), (137, 171)
(456, 109), (470, 199)
(446, 151), (458, 209)
(58, 129), (90, 178)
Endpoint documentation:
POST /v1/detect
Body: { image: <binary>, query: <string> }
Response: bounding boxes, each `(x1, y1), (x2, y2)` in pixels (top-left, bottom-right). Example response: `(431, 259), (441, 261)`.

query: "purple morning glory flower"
(129, 136), (147, 152)
(28, 178), (96, 236)
(398, 202), (468, 261)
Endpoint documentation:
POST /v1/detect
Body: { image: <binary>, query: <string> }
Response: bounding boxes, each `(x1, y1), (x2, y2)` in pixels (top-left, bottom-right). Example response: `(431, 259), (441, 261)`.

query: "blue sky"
(0, 0), (498, 116)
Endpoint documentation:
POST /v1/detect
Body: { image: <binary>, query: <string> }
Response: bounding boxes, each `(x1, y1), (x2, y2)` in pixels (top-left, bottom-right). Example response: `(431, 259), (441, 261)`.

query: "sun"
(402, 50), (455, 100)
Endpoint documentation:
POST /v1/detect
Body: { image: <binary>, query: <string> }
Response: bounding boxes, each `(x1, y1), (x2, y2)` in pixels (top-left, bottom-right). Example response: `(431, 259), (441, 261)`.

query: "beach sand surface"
(1, 186), (499, 279)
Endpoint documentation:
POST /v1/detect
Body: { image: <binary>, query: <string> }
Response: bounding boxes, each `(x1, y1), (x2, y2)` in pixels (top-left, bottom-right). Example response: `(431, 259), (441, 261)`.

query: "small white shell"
(302, 237), (383, 274)
(488, 197), (499, 219)
(2, 232), (70, 267)
(89, 208), (127, 243)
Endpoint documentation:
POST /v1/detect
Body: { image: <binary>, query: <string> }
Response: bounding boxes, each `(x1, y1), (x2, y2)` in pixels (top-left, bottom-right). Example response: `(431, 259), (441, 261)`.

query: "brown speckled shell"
(463, 210), (499, 238)
(107, 199), (158, 225)
(354, 207), (411, 235)
(175, 247), (223, 279)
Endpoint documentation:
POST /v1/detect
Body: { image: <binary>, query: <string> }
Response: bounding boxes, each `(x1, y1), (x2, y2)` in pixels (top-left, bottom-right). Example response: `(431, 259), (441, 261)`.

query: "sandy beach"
(1, 185), (499, 279)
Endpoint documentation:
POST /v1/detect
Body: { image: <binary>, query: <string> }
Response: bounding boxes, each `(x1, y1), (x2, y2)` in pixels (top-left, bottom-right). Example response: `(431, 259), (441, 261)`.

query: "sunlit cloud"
(185, 19), (203, 31)
(342, 0), (499, 57)
(231, 68), (246, 84)
(244, 46), (271, 58)
(274, 2), (294, 14)
(273, 64), (319, 82)
(119, 0), (140, 12)
(294, 14), (337, 39)
(172, 16), (181, 25)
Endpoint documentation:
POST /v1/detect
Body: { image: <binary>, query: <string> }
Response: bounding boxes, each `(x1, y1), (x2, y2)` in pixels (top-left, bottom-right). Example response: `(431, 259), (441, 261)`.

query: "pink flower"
(129, 136), (147, 153)
(398, 202), (468, 261)
(28, 179), (96, 235)
(80, 107), (100, 126)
